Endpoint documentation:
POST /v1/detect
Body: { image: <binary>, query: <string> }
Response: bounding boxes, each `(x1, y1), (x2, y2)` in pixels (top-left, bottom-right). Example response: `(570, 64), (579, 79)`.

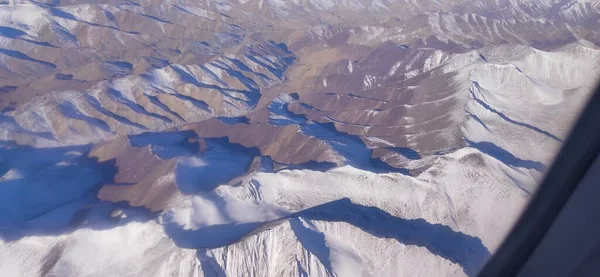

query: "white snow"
(363, 75), (375, 88)
(0, 221), (199, 277)
(364, 136), (395, 146)
(0, 0), (598, 276)
(0, 4), (50, 33)
(167, 187), (288, 230)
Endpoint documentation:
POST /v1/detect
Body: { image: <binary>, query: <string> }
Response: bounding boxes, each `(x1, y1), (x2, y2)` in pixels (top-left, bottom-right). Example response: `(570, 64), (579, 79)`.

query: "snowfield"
(1, 0), (599, 276)
(1, 155), (527, 276)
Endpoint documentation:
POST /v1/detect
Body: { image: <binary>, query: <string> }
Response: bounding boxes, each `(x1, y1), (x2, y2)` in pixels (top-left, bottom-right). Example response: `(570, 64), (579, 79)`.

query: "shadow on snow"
(163, 197), (488, 276)
(268, 98), (410, 175)
(294, 198), (490, 276)
(0, 141), (154, 241)
(175, 137), (260, 194)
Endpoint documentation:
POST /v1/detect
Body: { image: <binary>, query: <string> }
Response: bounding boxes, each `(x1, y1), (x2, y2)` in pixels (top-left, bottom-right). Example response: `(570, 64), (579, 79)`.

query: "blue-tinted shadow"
(0, 142), (135, 241)
(55, 73), (73, 80)
(128, 130), (200, 159)
(85, 94), (148, 130)
(289, 218), (334, 275)
(268, 99), (410, 174)
(0, 86), (17, 94)
(274, 160), (338, 172)
(466, 139), (546, 172)
(388, 147), (421, 160)
(294, 198), (490, 276)
(217, 116), (250, 125)
(58, 102), (111, 132)
(106, 88), (172, 123)
(164, 220), (262, 249)
(0, 114), (56, 140)
(175, 137), (261, 194)
(0, 48), (56, 68)
(470, 84), (561, 142)
(145, 94), (185, 121)
(197, 249), (227, 277)
(0, 26), (55, 47)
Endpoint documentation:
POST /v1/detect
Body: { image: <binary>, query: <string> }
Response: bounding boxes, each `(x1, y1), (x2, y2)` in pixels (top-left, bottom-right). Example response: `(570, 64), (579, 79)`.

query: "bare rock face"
(1, 0), (599, 276)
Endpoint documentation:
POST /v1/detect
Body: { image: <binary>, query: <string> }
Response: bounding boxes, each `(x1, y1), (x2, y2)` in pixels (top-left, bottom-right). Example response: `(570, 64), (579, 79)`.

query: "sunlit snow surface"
(1, 0), (600, 276)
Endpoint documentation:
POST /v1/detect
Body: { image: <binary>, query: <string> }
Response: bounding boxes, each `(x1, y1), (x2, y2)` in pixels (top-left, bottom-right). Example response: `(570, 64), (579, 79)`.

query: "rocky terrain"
(1, 0), (599, 276)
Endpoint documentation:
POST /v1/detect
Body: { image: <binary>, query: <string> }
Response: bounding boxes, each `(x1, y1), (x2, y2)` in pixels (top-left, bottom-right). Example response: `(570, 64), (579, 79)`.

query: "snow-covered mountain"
(1, 0), (599, 276)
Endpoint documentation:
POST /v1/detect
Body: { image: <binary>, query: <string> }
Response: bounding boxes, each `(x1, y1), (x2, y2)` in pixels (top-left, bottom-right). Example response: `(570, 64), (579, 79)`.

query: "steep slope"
(1, 0), (599, 277)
